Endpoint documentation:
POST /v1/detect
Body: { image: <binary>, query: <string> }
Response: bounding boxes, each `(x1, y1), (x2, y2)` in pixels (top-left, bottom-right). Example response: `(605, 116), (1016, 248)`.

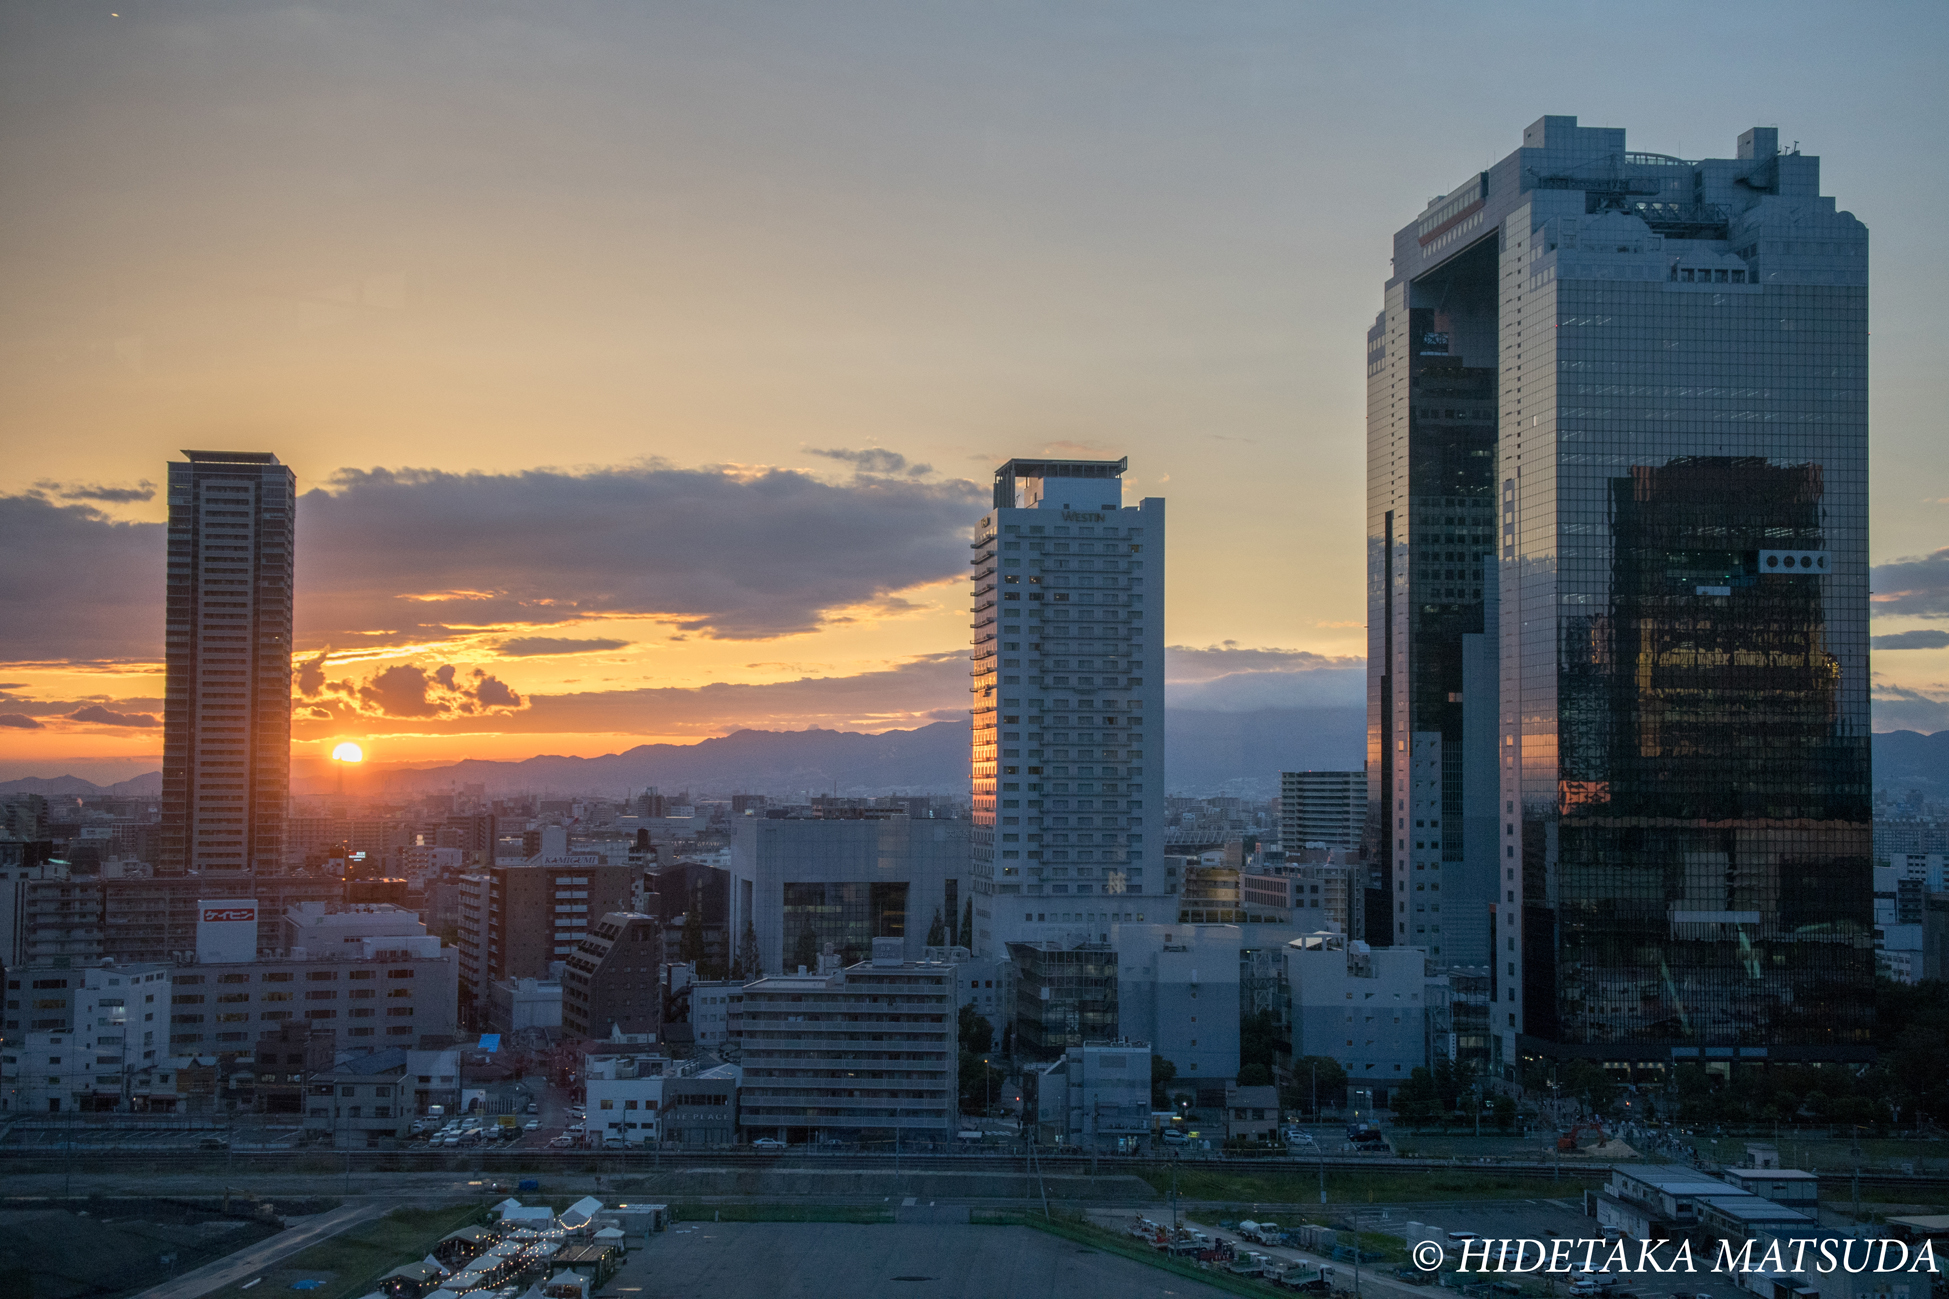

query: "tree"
(1282, 1056), (1347, 1114)
(732, 916), (760, 975)
(1393, 1067), (1441, 1130)
(1561, 1059), (1620, 1115)
(680, 909), (706, 966)
(1492, 1094), (1517, 1132)
(958, 1003), (993, 1054)
(958, 899), (974, 950)
(1151, 1056), (1180, 1109)
(791, 924), (819, 974)
(926, 907), (947, 947)
(1239, 1009), (1282, 1075)
(959, 1051), (1004, 1114)
(1236, 1062), (1274, 1088)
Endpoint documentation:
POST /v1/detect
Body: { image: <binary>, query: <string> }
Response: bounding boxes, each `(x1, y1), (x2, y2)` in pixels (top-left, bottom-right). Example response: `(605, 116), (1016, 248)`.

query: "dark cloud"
(334, 662), (524, 720)
(0, 714), (44, 729)
(0, 495), (162, 660)
(495, 637), (631, 657)
(297, 652), (329, 696)
(296, 462), (981, 642)
(1, 460), (982, 663)
(40, 480), (158, 504)
(292, 653), (966, 740)
(68, 704), (160, 728)
(1872, 549), (1949, 619)
(808, 447), (932, 477)
(1872, 629), (1949, 651)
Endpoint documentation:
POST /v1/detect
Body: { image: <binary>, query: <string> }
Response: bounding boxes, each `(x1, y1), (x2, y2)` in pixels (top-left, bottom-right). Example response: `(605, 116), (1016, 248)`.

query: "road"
(125, 1201), (391, 1299)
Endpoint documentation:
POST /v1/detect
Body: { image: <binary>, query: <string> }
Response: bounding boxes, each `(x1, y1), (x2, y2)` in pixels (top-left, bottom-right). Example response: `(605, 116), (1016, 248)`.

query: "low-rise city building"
(737, 939), (960, 1145)
(1286, 932), (1429, 1095)
(0, 960), (172, 1112)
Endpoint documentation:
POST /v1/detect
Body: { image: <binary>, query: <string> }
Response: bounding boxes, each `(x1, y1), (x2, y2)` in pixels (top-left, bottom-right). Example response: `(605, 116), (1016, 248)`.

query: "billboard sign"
(196, 898), (259, 963)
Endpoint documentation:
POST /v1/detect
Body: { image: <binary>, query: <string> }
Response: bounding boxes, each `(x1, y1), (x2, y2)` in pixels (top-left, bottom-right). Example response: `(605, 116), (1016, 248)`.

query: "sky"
(4, 1), (1949, 780)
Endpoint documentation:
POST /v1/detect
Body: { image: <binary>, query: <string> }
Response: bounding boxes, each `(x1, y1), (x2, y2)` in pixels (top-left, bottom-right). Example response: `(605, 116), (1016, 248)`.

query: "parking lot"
(606, 1220), (1237, 1299)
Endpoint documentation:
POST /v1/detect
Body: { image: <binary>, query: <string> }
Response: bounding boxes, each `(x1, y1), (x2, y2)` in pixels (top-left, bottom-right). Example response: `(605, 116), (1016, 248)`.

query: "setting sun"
(330, 741), (364, 764)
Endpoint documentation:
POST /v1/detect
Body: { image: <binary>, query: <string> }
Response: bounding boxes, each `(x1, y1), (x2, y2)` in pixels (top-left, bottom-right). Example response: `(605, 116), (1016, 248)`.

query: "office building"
(660, 1063), (740, 1147)
(1370, 117), (1872, 1071)
(1112, 923), (1243, 1085)
(687, 979), (744, 1048)
(561, 912), (663, 1040)
(166, 902), (457, 1054)
(736, 939), (960, 1144)
(0, 961), (173, 1112)
(1286, 933), (1429, 1094)
(1024, 1038), (1151, 1149)
(734, 812), (965, 974)
(1279, 771), (1367, 855)
(454, 860), (636, 1009)
(969, 457), (1165, 955)
(1009, 940), (1118, 1061)
(160, 450), (297, 876)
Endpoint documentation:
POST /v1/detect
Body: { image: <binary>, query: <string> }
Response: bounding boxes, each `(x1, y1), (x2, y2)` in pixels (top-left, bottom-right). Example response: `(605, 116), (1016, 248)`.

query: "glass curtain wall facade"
(160, 451), (296, 876)
(1371, 118), (1871, 1077)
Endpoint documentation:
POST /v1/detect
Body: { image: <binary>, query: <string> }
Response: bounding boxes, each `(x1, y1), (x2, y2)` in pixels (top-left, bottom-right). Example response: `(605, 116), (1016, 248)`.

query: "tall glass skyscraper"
(967, 458), (1166, 956)
(1368, 118), (1871, 1077)
(160, 451), (297, 876)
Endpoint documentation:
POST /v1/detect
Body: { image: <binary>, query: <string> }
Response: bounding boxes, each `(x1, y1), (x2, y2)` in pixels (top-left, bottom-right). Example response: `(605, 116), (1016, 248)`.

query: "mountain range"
(8, 722), (1945, 802)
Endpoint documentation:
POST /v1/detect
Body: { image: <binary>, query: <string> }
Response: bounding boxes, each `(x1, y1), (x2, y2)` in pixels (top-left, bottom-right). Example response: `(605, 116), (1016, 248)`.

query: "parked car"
(751, 1137), (786, 1151)
(549, 1135), (574, 1148)
(523, 1120), (540, 1132)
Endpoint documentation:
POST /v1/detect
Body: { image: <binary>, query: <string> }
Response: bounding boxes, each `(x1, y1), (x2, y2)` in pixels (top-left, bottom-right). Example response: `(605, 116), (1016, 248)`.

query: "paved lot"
(127, 1202), (390, 1299)
(609, 1221), (1236, 1299)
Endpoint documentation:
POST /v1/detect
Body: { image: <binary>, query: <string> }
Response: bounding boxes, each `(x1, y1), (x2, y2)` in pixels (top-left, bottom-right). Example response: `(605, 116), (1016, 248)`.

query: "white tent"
(558, 1197), (605, 1228)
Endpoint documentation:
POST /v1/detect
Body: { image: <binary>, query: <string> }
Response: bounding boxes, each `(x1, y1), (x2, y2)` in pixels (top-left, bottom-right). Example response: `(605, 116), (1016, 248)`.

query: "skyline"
(6, 3), (1949, 780)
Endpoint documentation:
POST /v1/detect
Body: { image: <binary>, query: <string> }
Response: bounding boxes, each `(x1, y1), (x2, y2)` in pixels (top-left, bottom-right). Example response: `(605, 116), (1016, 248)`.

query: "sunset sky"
(5, 1), (1949, 781)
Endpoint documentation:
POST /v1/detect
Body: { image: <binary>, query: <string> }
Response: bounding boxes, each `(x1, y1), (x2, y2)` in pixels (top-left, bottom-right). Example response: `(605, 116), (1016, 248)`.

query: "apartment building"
(455, 860), (636, 1006)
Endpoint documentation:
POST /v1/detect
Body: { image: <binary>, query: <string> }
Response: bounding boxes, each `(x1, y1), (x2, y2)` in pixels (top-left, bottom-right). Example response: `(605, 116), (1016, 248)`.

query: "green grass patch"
(665, 1202), (894, 1224)
(1131, 1164), (1601, 1207)
(218, 1206), (483, 1299)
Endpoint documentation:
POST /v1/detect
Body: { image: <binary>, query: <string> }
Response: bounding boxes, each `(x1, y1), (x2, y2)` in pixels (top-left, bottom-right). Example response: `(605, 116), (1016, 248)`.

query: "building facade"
(1280, 771), (1367, 855)
(455, 860), (637, 1009)
(1370, 117), (1872, 1072)
(736, 942), (960, 1144)
(1286, 933), (1429, 1092)
(733, 813), (965, 975)
(968, 457), (1166, 956)
(1009, 940), (1118, 1061)
(160, 450), (296, 876)
(1112, 923), (1243, 1086)
(561, 912), (663, 1040)
(0, 962), (173, 1112)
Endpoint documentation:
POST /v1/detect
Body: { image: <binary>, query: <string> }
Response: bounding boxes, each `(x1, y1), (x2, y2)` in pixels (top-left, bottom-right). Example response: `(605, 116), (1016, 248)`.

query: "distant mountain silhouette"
(311, 707), (1369, 799)
(0, 771), (162, 798)
(1872, 730), (1949, 799)
(9, 723), (1931, 803)
(339, 723), (975, 798)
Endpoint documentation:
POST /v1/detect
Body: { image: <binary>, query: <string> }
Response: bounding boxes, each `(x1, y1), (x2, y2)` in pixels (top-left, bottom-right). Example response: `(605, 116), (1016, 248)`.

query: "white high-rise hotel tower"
(967, 457), (1166, 954)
